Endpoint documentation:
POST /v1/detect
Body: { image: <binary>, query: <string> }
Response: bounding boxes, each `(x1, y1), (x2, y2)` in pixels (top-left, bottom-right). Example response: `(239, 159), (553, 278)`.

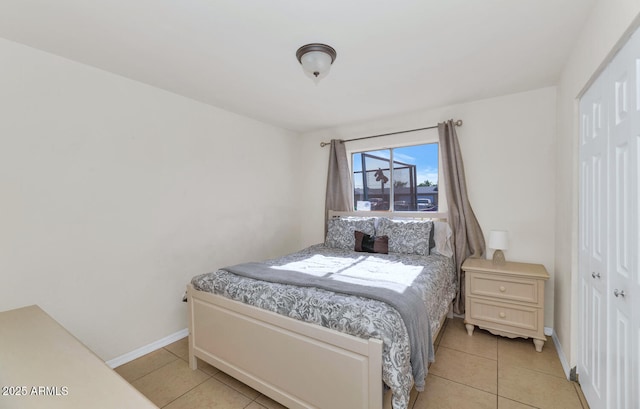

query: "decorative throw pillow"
(325, 217), (376, 250)
(354, 231), (389, 254)
(376, 218), (433, 256)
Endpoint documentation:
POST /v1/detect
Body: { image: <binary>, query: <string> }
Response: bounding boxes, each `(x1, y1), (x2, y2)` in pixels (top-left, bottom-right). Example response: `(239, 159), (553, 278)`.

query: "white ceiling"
(0, 0), (595, 132)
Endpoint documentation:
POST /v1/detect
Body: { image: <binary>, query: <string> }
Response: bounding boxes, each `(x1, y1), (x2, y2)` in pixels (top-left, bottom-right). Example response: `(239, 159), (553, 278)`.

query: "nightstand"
(462, 258), (550, 352)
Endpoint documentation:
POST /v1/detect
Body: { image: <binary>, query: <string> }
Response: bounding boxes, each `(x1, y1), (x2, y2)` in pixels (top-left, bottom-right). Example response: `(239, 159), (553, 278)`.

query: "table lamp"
(489, 230), (508, 265)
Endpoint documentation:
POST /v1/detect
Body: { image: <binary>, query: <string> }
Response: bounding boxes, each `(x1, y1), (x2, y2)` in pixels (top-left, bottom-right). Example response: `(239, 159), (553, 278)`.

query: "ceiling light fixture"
(296, 43), (337, 83)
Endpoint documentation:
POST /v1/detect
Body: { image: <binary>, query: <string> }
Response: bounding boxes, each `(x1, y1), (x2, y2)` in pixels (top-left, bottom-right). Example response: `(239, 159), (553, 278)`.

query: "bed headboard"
(328, 210), (448, 221)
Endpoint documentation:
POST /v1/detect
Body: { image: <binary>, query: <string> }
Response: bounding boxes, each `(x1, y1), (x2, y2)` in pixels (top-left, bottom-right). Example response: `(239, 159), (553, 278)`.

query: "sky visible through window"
(352, 143), (438, 189)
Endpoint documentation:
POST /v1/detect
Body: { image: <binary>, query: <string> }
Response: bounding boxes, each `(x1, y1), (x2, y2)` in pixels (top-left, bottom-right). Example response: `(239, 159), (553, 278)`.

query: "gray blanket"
(224, 255), (434, 389)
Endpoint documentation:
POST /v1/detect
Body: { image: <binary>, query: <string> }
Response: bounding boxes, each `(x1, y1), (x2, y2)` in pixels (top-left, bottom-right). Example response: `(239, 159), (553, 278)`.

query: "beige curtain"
(438, 120), (485, 314)
(325, 140), (354, 228)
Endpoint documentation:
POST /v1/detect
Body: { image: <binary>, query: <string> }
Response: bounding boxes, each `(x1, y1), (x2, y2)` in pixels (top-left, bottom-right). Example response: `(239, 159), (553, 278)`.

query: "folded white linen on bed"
(224, 254), (434, 392)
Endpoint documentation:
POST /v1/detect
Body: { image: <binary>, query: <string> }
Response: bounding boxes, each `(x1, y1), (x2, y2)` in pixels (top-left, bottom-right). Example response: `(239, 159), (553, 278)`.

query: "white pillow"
(432, 221), (454, 257)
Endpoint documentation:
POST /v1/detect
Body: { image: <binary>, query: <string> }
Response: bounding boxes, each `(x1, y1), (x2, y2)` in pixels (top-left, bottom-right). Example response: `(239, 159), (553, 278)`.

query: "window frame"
(349, 139), (445, 214)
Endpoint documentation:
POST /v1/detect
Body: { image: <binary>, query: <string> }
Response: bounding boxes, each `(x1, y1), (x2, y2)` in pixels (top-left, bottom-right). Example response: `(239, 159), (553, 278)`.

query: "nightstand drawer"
(468, 273), (539, 304)
(467, 298), (539, 332)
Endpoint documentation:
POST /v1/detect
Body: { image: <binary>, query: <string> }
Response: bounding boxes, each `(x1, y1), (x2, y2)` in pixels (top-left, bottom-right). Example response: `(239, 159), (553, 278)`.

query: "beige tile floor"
(116, 317), (589, 409)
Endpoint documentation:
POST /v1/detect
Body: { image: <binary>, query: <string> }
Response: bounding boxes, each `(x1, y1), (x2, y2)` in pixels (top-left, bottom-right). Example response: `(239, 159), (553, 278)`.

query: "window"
(352, 143), (438, 212)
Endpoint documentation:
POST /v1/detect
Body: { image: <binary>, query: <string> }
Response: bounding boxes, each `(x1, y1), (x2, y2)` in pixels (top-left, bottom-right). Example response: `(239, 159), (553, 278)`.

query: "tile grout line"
(132, 346), (210, 409)
(164, 347), (187, 362)
(244, 394), (266, 409)
(159, 374), (212, 409)
(436, 344), (498, 362)
(499, 396), (539, 408)
(497, 337), (542, 408)
(498, 363), (569, 380)
(160, 346), (213, 409)
(437, 340), (499, 362)
(161, 345), (272, 408)
(428, 373), (496, 397)
(125, 354), (181, 384)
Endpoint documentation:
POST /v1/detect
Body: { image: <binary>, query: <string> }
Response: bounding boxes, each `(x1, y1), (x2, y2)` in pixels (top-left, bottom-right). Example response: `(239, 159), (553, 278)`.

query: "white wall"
(0, 38), (301, 361)
(554, 1), (640, 367)
(299, 87), (558, 327)
(7, 0), (635, 367)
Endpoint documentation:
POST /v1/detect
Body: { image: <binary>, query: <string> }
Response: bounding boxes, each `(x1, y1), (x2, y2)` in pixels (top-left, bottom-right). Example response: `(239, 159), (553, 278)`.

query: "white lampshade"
(300, 51), (333, 81)
(489, 230), (509, 250)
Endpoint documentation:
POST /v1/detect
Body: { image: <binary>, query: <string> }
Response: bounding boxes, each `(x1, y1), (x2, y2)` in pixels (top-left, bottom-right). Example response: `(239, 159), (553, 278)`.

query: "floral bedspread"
(190, 244), (456, 409)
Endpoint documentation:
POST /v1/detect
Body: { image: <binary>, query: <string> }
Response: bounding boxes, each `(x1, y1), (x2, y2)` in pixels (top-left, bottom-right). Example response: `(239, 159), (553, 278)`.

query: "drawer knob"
(499, 312), (506, 318)
(499, 286), (506, 292)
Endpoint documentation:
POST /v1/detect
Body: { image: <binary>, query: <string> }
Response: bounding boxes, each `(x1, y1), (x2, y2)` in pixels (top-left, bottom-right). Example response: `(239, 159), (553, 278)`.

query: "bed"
(186, 211), (456, 409)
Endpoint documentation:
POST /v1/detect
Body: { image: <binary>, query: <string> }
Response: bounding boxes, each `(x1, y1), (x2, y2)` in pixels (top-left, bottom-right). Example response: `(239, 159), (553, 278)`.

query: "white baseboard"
(105, 328), (189, 369)
(546, 326), (571, 380)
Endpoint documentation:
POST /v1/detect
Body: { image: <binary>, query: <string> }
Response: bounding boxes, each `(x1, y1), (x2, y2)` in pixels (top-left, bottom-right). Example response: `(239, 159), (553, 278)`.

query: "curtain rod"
(319, 119), (463, 147)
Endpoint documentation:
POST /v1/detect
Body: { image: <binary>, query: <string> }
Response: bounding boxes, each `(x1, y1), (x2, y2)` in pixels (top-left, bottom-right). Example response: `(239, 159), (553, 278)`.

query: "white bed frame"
(187, 211), (450, 409)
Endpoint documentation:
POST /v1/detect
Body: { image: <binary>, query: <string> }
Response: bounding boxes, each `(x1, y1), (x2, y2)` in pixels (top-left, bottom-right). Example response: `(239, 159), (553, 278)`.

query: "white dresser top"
(0, 305), (158, 409)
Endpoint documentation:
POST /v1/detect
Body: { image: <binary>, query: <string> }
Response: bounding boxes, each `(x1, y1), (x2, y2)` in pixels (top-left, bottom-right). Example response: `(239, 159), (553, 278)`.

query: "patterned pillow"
(376, 218), (433, 256)
(325, 217), (376, 250)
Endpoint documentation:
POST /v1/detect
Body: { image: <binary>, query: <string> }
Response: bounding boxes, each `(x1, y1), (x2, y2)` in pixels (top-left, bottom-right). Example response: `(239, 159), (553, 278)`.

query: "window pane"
(353, 150), (390, 210)
(393, 156), (415, 211)
(353, 143), (438, 212)
(393, 144), (438, 211)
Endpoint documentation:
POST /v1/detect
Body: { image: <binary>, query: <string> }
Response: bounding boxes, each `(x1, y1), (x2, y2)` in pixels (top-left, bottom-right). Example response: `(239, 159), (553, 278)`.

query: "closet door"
(578, 69), (609, 409)
(606, 29), (639, 409)
(579, 26), (640, 409)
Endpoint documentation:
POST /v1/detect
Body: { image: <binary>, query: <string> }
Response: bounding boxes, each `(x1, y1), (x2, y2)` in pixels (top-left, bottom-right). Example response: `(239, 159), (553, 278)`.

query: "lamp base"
(492, 249), (506, 265)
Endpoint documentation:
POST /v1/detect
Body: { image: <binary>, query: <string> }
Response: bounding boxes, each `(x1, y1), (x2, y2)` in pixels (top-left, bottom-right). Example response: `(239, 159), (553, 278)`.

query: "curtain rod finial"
(455, 119), (463, 126)
(320, 141), (329, 147)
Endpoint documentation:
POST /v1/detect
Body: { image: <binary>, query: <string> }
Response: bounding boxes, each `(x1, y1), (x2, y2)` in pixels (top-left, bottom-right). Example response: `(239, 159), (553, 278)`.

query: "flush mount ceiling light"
(296, 43), (337, 83)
